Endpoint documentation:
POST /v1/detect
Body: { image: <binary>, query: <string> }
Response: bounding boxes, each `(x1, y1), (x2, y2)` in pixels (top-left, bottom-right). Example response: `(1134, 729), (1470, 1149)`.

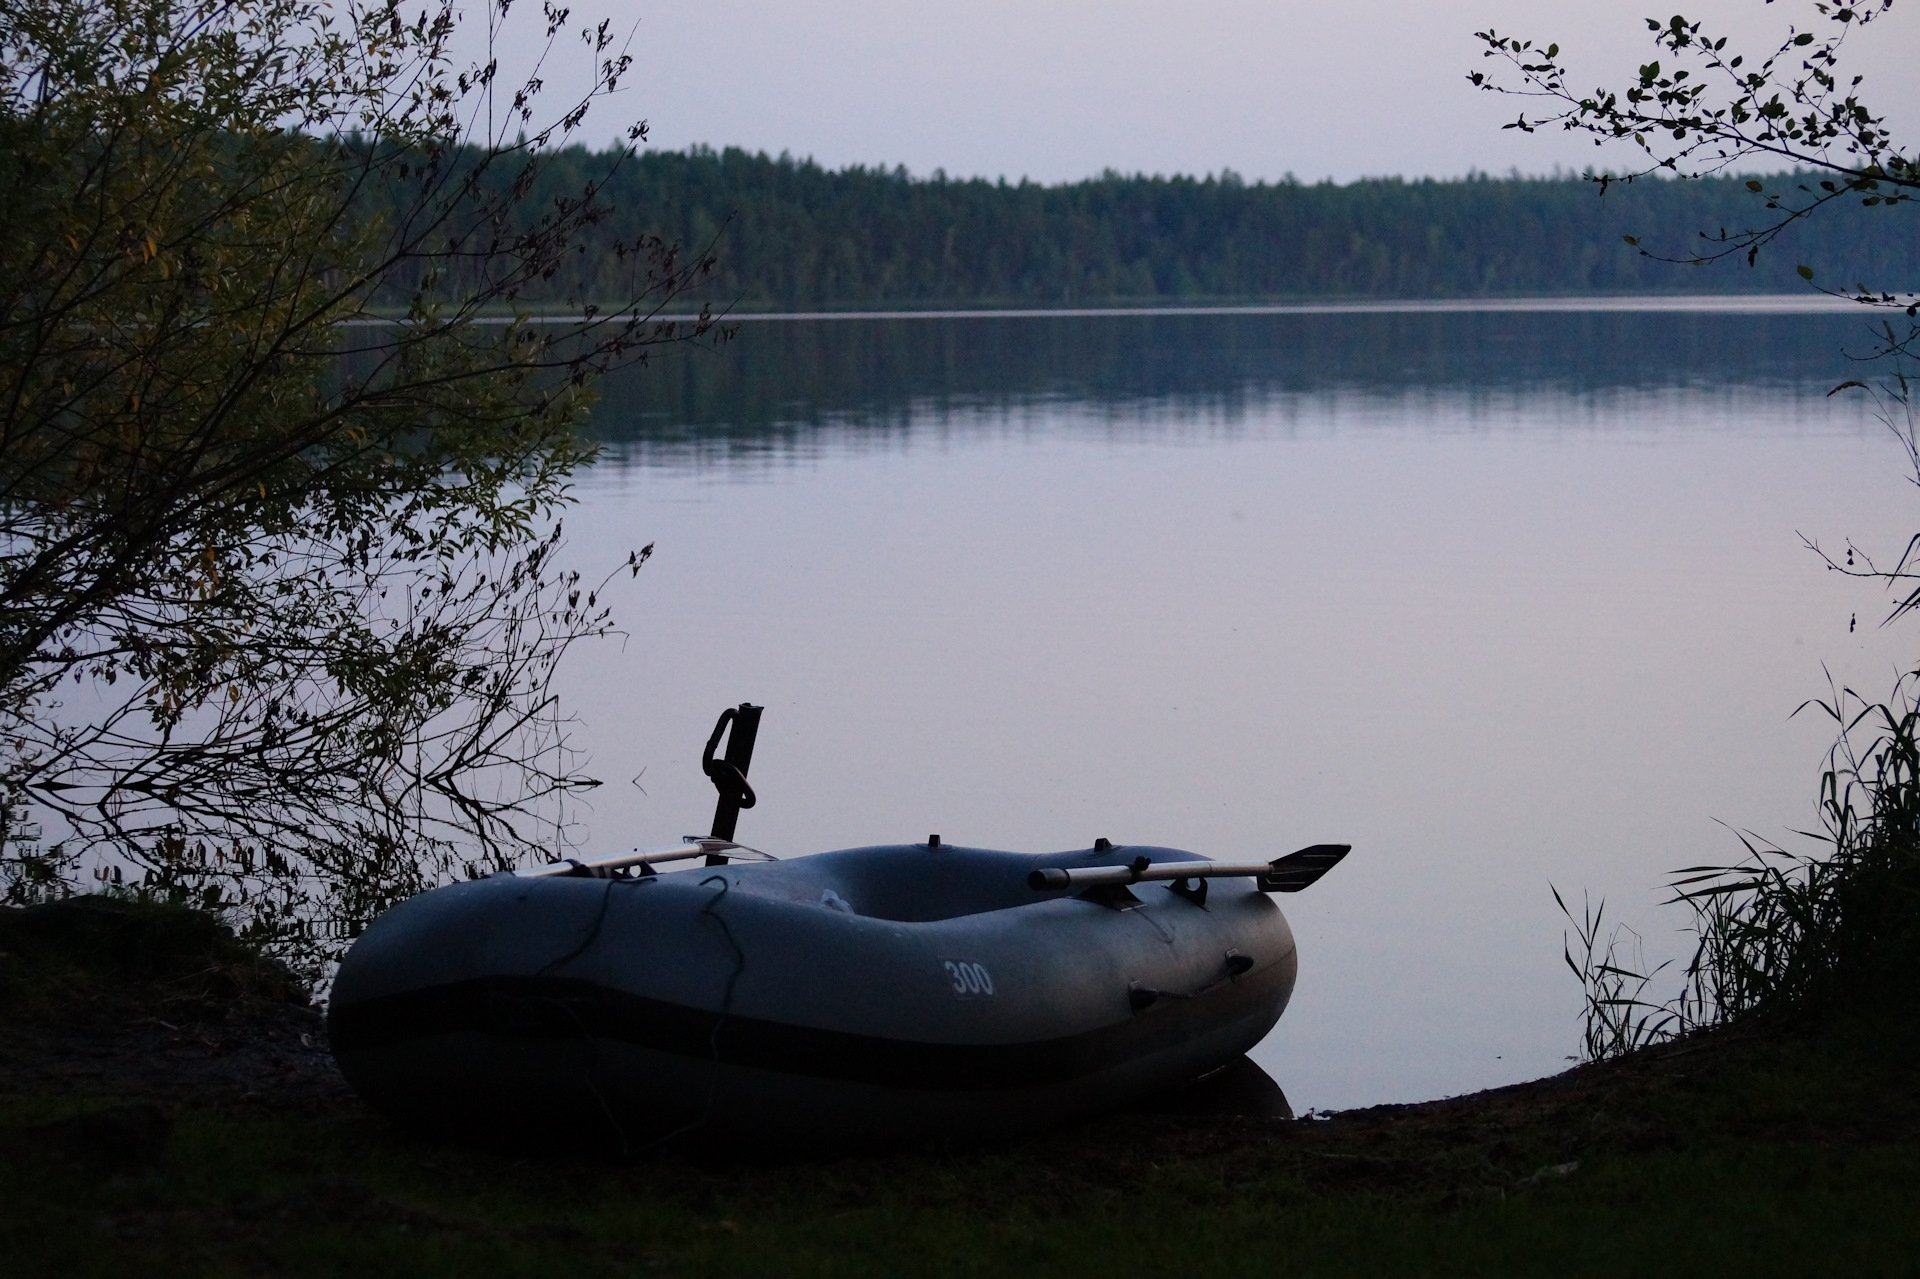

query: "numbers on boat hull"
(941, 959), (995, 998)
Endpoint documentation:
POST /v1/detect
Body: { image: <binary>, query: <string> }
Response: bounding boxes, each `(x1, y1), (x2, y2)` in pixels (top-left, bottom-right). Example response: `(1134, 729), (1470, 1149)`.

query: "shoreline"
(344, 293), (1870, 327)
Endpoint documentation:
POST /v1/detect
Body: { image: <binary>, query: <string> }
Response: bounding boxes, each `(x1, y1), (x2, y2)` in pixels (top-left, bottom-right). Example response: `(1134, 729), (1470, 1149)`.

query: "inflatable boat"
(327, 706), (1348, 1150)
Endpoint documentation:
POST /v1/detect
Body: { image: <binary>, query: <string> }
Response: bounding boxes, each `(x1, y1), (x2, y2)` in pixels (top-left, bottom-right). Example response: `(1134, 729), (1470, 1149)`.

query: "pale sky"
(514, 0), (1920, 183)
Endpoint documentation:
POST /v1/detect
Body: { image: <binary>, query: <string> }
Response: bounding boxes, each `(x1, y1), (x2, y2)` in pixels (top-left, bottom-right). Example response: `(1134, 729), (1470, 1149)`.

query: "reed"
(1682, 676), (1920, 1010)
(1551, 888), (1682, 1061)
(1562, 663), (1920, 1063)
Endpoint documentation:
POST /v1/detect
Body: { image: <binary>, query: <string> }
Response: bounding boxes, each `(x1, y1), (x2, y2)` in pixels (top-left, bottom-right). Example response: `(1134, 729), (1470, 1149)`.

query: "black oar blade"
(1256, 843), (1351, 893)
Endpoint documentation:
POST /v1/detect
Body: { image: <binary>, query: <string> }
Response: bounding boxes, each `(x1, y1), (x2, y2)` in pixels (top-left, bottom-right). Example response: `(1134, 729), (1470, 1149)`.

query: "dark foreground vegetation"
(0, 0), (722, 961)
(1, 896), (1915, 1278)
(477, 148), (1920, 310)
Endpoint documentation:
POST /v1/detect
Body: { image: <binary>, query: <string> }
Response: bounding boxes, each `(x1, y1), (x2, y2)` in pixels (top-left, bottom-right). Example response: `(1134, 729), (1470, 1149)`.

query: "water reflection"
(552, 309), (1902, 1112)
(588, 309), (1880, 462)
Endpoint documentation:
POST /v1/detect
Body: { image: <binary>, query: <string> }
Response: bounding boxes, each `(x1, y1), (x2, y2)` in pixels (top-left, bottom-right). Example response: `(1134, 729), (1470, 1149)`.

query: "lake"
(549, 303), (1909, 1112)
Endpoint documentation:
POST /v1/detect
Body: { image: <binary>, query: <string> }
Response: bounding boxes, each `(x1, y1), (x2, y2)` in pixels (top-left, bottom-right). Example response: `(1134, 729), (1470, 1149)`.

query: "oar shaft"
(1027, 860), (1271, 890)
(515, 838), (770, 879)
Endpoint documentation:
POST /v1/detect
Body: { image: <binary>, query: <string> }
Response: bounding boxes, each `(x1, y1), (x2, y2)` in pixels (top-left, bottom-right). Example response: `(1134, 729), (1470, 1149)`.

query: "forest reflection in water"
(588, 306), (1878, 462)
(550, 308), (1905, 1109)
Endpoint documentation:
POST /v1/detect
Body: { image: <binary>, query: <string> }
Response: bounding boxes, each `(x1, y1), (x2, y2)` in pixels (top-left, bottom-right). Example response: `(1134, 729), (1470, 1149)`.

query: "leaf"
(1797, 264), (1815, 280)
(1745, 179), (1764, 192)
(1623, 235), (1639, 246)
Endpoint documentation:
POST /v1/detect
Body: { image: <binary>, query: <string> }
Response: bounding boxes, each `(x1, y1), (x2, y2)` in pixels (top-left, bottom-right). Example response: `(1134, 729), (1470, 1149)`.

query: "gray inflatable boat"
(326, 706), (1348, 1151)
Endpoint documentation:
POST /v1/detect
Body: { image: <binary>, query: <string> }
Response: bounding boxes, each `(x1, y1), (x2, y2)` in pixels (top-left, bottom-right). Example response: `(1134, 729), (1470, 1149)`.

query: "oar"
(1027, 843), (1350, 894)
(514, 837), (777, 880)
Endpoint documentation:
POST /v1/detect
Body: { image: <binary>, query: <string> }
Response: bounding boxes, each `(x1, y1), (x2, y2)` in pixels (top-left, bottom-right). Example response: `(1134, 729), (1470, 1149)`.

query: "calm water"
(550, 307), (1908, 1111)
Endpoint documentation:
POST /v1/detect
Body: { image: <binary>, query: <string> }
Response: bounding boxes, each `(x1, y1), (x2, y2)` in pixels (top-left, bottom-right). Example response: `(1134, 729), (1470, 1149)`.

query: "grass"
(2, 900), (1917, 1277)
(0, 893), (307, 1014)
(3, 1046), (1917, 1277)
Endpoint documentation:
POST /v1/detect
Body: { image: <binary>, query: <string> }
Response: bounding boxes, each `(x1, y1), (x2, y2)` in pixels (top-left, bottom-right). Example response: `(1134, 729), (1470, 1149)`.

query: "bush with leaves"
(0, 0), (722, 972)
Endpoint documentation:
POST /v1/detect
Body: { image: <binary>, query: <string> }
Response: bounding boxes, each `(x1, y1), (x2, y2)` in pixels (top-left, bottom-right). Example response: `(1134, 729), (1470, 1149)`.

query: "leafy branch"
(1470, 2), (1916, 315)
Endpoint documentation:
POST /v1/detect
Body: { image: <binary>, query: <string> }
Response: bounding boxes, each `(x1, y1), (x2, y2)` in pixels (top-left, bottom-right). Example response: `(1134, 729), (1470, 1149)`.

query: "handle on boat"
(1026, 844), (1350, 894)
(515, 837), (776, 880)
(704, 703), (763, 847)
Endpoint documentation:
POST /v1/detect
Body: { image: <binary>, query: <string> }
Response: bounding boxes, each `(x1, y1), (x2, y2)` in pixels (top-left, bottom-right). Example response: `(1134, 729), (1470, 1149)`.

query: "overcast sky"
(483, 0), (1920, 184)
(504, 0), (1917, 184)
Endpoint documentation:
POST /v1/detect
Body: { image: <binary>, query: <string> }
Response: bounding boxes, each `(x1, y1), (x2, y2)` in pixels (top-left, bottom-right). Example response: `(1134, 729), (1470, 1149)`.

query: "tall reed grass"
(1561, 671), (1920, 1059)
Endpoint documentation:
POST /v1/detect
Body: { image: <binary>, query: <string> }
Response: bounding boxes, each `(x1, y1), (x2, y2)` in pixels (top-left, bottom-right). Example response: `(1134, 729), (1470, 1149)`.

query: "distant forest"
(488, 146), (1918, 309)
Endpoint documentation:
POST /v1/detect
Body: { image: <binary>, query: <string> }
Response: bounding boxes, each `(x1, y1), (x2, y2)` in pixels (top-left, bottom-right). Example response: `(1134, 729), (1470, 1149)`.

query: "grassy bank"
(2, 899), (1916, 1277)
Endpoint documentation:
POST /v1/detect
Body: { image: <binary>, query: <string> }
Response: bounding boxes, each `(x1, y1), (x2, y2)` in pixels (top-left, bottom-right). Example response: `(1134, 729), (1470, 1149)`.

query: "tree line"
(486, 145), (1915, 309)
